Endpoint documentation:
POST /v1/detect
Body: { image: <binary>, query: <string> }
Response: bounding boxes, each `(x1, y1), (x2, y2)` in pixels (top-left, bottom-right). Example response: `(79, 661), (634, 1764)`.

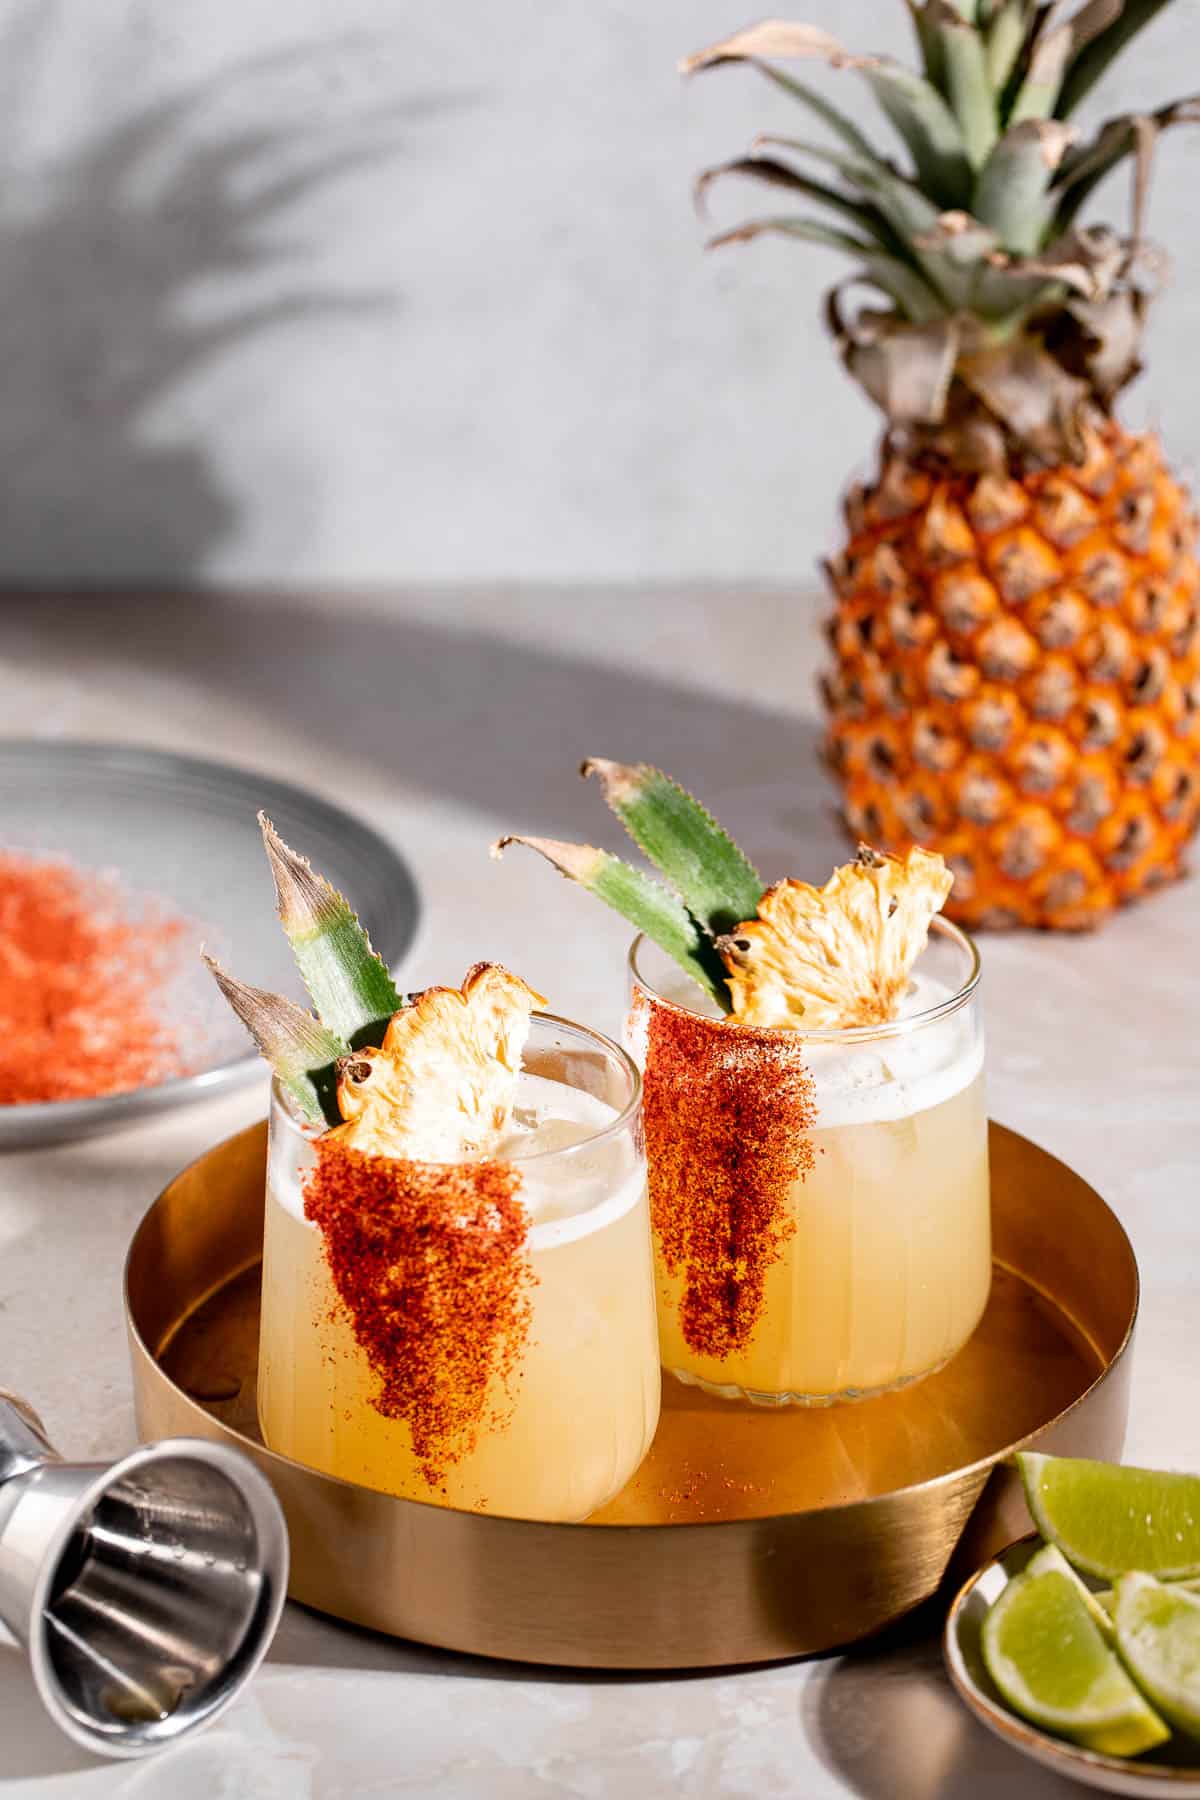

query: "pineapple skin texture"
(824, 425), (1200, 929)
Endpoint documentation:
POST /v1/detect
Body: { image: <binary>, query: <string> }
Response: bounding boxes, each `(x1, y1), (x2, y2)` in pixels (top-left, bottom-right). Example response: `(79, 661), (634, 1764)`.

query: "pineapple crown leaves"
(205, 818), (407, 1125)
(492, 762), (766, 1011)
(682, 4), (1199, 467)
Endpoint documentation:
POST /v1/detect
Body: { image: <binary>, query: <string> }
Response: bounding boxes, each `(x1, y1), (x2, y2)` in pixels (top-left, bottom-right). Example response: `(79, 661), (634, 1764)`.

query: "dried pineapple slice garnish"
(328, 962), (546, 1161)
(717, 845), (953, 1030)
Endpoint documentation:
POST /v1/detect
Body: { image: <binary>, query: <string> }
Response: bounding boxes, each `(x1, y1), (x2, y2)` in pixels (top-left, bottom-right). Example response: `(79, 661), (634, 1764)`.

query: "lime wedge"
(1098, 1576), (1200, 1619)
(1019, 1544), (1115, 1640)
(981, 1546), (1171, 1757)
(1018, 1453), (1200, 1580)
(1115, 1572), (1200, 1740)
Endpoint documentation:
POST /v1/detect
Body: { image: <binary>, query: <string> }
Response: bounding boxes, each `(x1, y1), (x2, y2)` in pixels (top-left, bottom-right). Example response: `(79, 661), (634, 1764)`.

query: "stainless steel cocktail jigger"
(0, 1391), (288, 1758)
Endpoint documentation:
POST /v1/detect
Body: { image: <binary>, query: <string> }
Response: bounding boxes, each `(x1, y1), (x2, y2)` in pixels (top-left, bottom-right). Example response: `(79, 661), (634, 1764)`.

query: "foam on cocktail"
(271, 1072), (646, 1246)
(639, 967), (983, 1129)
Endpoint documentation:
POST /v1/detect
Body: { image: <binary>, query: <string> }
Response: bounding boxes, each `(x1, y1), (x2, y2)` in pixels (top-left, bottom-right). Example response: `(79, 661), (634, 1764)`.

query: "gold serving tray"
(125, 1120), (1137, 1670)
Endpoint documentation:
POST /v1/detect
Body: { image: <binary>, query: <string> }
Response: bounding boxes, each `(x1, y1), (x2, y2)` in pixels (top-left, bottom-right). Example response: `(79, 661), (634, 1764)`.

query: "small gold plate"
(125, 1120), (1137, 1669)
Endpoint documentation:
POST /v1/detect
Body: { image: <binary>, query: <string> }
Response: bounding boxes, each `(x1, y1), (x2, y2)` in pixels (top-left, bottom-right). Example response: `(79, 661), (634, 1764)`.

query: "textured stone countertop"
(0, 588), (1196, 1799)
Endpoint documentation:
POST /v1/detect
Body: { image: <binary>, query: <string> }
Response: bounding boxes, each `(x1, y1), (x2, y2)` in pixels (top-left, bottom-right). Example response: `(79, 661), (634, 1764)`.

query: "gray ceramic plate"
(945, 1538), (1200, 1797)
(0, 741), (420, 1148)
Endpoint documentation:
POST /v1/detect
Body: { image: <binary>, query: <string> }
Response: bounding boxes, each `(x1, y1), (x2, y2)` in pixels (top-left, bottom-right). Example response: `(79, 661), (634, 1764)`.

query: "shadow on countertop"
(800, 1613), (1081, 1800)
(0, 590), (843, 883)
(0, 1605), (1090, 1791)
(265, 1590), (1076, 1799)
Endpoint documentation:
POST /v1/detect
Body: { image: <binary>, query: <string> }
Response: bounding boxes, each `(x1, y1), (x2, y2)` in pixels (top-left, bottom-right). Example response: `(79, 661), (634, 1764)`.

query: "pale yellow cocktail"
(627, 919), (990, 1405)
(258, 1019), (660, 1520)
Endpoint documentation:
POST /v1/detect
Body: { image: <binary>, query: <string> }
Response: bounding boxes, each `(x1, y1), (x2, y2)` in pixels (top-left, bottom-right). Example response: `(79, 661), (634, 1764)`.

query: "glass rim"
(269, 1009), (642, 1169)
(628, 914), (981, 1044)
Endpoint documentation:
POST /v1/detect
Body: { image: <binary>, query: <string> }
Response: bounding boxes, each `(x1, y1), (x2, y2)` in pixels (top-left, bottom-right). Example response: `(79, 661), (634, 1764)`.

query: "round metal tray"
(125, 1120), (1137, 1669)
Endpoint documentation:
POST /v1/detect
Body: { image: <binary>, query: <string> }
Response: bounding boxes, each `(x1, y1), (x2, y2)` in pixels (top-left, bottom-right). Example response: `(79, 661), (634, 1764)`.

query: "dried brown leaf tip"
(490, 835), (606, 883)
(202, 951), (343, 1122)
(258, 812), (338, 932)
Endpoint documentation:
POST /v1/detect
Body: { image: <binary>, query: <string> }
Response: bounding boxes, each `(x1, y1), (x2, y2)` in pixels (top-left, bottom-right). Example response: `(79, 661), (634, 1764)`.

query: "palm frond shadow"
(0, 28), (466, 576)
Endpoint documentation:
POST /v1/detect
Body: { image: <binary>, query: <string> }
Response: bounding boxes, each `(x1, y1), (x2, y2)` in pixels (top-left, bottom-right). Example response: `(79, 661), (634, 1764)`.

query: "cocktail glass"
(625, 918), (989, 1405)
(258, 1014), (660, 1520)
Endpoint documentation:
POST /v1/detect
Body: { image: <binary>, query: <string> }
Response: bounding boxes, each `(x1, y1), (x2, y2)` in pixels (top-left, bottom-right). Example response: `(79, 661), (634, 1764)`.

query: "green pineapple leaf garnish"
(491, 834), (732, 1009)
(580, 760), (764, 936)
(493, 764), (767, 1006)
(259, 813), (403, 1048)
(494, 765), (955, 1026)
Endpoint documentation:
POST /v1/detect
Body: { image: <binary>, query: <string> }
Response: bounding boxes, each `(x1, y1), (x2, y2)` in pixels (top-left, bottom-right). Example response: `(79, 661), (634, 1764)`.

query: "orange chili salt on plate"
(0, 851), (190, 1104)
(302, 1138), (535, 1484)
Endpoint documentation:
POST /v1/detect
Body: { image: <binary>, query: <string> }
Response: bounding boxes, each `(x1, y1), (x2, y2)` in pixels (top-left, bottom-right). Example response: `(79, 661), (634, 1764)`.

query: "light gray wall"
(1, 0), (1198, 585)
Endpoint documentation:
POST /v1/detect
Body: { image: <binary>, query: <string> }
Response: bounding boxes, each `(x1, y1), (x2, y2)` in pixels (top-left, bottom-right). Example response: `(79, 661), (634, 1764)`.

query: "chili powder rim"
(270, 1010), (642, 1169)
(628, 916), (981, 1045)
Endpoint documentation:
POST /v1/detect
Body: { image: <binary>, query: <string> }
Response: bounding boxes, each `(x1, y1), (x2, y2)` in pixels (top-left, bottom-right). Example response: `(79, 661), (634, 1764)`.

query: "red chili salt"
(640, 993), (817, 1360)
(0, 851), (189, 1103)
(302, 1138), (535, 1484)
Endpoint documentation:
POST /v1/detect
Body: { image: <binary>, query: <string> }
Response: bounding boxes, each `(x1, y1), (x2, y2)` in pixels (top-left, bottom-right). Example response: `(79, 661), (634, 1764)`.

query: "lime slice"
(1018, 1453), (1200, 1580)
(1019, 1544), (1116, 1640)
(1098, 1576), (1200, 1619)
(1115, 1572), (1200, 1740)
(981, 1546), (1171, 1757)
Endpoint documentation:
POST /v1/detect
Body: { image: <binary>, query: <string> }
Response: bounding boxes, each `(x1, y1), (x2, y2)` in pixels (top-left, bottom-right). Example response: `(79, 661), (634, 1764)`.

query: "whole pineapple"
(685, 3), (1200, 928)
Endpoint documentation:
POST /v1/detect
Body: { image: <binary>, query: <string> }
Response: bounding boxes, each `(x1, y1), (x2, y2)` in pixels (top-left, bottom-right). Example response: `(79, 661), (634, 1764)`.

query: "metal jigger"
(0, 1391), (288, 1758)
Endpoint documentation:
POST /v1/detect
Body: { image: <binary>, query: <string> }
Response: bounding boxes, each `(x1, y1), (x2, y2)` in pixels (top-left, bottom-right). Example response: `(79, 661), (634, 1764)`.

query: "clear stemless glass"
(625, 919), (990, 1406)
(258, 1015), (660, 1520)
